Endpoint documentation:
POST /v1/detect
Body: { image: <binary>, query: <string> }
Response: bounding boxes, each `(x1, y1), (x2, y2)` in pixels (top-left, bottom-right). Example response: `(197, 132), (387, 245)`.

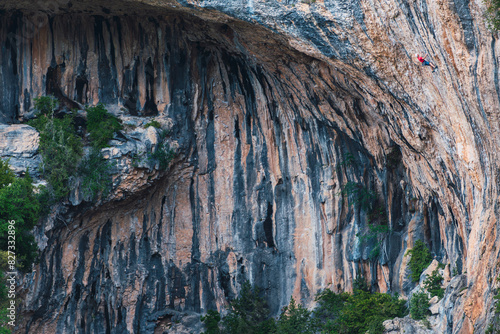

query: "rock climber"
(415, 53), (437, 72)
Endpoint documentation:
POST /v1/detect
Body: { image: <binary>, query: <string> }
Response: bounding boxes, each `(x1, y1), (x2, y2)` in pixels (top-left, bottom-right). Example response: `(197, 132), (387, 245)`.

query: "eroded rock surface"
(0, 124), (41, 177)
(0, 0), (498, 333)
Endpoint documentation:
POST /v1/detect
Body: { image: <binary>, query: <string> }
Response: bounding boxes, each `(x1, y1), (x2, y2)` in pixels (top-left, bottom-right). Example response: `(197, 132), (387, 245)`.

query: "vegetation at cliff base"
(406, 240), (432, 282)
(202, 279), (407, 334)
(315, 288), (407, 334)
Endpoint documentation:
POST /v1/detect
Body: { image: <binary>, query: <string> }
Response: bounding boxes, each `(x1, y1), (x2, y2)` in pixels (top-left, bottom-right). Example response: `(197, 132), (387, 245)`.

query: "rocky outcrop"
(0, 0), (498, 333)
(0, 124), (41, 178)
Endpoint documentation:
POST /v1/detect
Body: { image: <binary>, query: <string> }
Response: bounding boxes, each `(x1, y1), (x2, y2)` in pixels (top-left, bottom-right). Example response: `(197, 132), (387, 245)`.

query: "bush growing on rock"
(406, 240), (432, 283)
(423, 269), (444, 299)
(86, 104), (123, 149)
(143, 119), (162, 129)
(29, 110), (83, 200)
(78, 148), (114, 202)
(409, 291), (430, 320)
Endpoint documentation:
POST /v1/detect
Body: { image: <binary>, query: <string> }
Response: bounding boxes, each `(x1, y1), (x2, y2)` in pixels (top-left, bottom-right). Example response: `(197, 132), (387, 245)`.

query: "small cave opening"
(264, 202), (275, 248)
(75, 74), (88, 104)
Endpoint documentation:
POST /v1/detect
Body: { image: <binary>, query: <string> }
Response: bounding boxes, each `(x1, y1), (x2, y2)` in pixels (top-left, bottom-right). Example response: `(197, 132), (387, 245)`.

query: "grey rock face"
(0, 124), (41, 178)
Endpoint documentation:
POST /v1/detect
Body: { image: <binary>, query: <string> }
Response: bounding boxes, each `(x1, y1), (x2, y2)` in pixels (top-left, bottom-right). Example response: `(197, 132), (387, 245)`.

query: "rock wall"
(0, 0), (499, 333)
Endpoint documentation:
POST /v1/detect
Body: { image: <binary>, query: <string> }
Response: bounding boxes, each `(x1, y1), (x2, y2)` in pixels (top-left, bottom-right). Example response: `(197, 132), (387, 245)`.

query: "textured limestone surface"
(0, 0), (499, 333)
(0, 124), (41, 177)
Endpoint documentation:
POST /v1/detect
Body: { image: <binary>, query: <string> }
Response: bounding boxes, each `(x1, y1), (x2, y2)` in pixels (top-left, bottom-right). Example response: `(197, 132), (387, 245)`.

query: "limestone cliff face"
(0, 0), (499, 333)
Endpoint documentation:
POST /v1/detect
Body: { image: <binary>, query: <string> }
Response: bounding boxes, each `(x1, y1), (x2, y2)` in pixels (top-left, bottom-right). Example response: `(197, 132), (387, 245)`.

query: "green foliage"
(143, 119), (162, 129)
(313, 288), (406, 334)
(339, 182), (375, 210)
(495, 287), (500, 314)
(220, 281), (277, 334)
(353, 275), (370, 293)
(313, 289), (349, 332)
(484, 0), (500, 31)
(29, 112), (83, 200)
(201, 282), (407, 334)
(277, 297), (313, 334)
(201, 310), (221, 334)
(78, 149), (114, 202)
(406, 240), (432, 283)
(0, 172), (40, 269)
(0, 159), (14, 191)
(334, 290), (407, 334)
(423, 269), (444, 299)
(86, 104), (123, 149)
(409, 291), (429, 320)
(149, 141), (175, 170)
(33, 95), (58, 116)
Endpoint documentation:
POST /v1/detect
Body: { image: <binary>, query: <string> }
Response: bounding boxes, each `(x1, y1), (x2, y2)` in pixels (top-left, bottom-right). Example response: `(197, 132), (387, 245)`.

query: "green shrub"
(33, 95), (58, 116)
(495, 287), (500, 314)
(409, 291), (429, 320)
(335, 290), (407, 334)
(484, 0), (500, 31)
(277, 297), (313, 334)
(29, 112), (83, 200)
(149, 141), (175, 170)
(143, 119), (162, 129)
(313, 289), (349, 331)
(0, 172), (40, 269)
(423, 269), (444, 299)
(353, 275), (370, 293)
(201, 283), (407, 334)
(78, 149), (114, 202)
(201, 310), (221, 334)
(0, 159), (15, 190)
(313, 288), (406, 334)
(221, 281), (277, 334)
(406, 240), (432, 282)
(86, 104), (123, 149)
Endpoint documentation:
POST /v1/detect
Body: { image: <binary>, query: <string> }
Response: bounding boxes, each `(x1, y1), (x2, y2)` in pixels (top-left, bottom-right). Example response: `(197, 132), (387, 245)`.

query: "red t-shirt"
(417, 56), (425, 63)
